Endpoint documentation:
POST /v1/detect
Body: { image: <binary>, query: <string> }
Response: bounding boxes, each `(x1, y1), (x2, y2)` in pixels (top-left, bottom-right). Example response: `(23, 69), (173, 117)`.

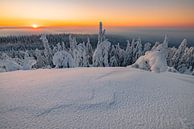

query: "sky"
(0, 0), (194, 28)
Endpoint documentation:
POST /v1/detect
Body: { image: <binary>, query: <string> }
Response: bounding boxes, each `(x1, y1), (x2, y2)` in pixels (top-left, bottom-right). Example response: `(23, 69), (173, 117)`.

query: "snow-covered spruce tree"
(34, 48), (47, 68)
(131, 38), (143, 63)
(186, 47), (194, 70)
(40, 35), (53, 67)
(124, 40), (133, 65)
(110, 56), (118, 67)
(93, 39), (111, 67)
(115, 43), (126, 66)
(167, 47), (177, 67)
(143, 42), (152, 54)
(57, 42), (63, 51)
(109, 44), (126, 67)
(73, 42), (89, 67)
(109, 45), (118, 67)
(98, 21), (106, 45)
(171, 39), (187, 69)
(93, 21), (111, 67)
(85, 37), (93, 65)
(177, 47), (194, 73)
(69, 35), (77, 51)
(134, 38), (143, 62)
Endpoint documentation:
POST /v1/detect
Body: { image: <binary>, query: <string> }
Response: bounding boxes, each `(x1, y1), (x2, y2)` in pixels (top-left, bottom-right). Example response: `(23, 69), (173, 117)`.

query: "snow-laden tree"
(130, 38), (143, 63)
(151, 42), (160, 51)
(110, 56), (118, 67)
(167, 47), (177, 67)
(178, 47), (194, 73)
(73, 42), (89, 67)
(61, 42), (67, 51)
(69, 35), (77, 50)
(109, 45), (118, 66)
(143, 42), (152, 54)
(0, 53), (22, 72)
(98, 21), (106, 44)
(85, 37), (93, 65)
(134, 38), (143, 62)
(40, 35), (53, 67)
(109, 44), (126, 66)
(93, 40), (111, 67)
(22, 54), (37, 70)
(115, 43), (126, 66)
(124, 40), (133, 65)
(34, 49), (47, 68)
(57, 42), (63, 51)
(53, 50), (74, 68)
(171, 39), (187, 68)
(0, 51), (36, 71)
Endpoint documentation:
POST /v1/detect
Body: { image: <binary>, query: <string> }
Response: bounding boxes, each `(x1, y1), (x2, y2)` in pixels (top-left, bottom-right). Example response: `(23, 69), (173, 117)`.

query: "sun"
(32, 24), (38, 29)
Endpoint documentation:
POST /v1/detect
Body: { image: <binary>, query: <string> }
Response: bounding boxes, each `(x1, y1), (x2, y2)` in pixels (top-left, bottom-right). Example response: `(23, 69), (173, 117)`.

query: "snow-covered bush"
(53, 51), (74, 68)
(22, 58), (37, 70)
(167, 67), (178, 73)
(0, 58), (22, 72)
(132, 51), (167, 72)
(0, 52), (37, 72)
(131, 42), (168, 73)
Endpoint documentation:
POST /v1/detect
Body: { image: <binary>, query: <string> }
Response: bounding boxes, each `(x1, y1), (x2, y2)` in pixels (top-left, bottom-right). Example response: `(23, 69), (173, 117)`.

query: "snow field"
(0, 67), (194, 129)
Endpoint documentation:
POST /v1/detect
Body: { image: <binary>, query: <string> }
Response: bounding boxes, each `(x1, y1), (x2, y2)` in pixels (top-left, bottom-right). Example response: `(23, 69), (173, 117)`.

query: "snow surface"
(0, 67), (194, 129)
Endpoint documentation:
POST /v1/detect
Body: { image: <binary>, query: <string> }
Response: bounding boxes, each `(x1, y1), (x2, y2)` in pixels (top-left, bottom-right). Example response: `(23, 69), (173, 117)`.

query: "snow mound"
(131, 43), (168, 73)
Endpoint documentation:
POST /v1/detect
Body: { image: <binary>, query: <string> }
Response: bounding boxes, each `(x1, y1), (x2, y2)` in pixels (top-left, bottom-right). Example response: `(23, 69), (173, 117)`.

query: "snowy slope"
(0, 67), (194, 129)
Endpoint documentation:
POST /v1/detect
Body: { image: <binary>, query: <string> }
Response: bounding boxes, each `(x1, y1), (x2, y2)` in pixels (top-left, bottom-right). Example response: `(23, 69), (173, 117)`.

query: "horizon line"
(1, 25), (194, 30)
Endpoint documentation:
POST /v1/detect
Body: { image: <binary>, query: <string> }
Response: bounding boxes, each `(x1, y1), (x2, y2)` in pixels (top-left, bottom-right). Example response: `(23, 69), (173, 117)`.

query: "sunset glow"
(0, 0), (194, 28)
(32, 24), (38, 29)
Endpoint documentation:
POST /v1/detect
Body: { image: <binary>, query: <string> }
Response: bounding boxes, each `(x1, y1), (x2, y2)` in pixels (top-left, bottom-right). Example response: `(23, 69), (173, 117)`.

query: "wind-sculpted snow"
(0, 68), (194, 129)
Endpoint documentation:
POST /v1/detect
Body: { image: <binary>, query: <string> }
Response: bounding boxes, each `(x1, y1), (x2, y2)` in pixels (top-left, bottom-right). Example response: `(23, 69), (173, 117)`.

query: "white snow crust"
(0, 67), (194, 129)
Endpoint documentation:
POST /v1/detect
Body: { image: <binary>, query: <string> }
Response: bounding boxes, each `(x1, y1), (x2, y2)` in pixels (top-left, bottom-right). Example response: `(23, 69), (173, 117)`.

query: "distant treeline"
(0, 33), (183, 52)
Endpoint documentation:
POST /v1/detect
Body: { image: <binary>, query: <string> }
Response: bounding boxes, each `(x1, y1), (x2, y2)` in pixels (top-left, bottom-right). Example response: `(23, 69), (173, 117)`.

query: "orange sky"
(0, 0), (194, 28)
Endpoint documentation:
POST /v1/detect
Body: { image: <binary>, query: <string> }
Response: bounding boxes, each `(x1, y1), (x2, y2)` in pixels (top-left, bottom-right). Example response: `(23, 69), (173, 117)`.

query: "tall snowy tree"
(167, 47), (177, 67)
(93, 40), (111, 67)
(124, 40), (133, 65)
(73, 42), (89, 67)
(40, 35), (53, 67)
(172, 39), (187, 68)
(98, 21), (106, 45)
(85, 37), (93, 65)
(115, 43), (126, 66)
